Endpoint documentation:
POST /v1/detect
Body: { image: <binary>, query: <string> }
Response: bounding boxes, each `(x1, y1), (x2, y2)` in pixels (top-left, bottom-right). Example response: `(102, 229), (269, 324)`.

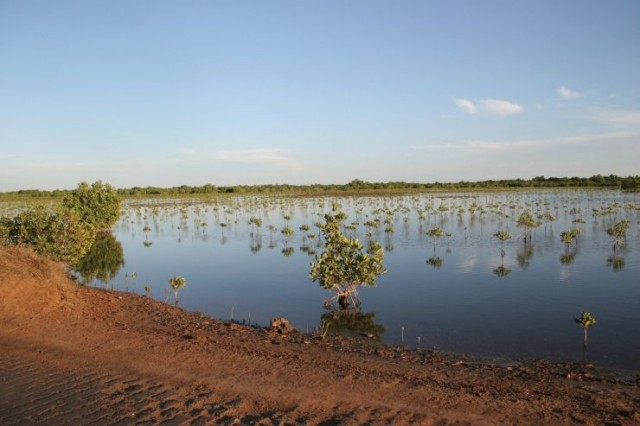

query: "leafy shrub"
(0, 206), (95, 264)
(62, 181), (121, 230)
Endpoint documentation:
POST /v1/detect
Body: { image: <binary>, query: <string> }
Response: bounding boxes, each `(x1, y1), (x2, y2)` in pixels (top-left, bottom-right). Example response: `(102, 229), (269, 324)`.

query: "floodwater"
(84, 190), (640, 371)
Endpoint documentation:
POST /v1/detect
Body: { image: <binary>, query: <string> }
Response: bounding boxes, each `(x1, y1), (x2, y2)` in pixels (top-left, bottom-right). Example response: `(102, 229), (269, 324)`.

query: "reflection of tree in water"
(281, 246), (295, 257)
(320, 308), (385, 341)
(73, 231), (125, 286)
(560, 250), (577, 265)
(607, 255), (625, 271)
(384, 234), (394, 252)
(516, 243), (534, 269)
(493, 265), (512, 277)
(250, 235), (263, 254)
(426, 256), (443, 268)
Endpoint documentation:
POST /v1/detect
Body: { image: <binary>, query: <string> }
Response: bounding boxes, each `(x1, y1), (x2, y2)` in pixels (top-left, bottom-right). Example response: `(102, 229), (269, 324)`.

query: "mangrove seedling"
(169, 276), (187, 304)
(606, 219), (629, 254)
(574, 311), (596, 348)
(310, 210), (386, 310)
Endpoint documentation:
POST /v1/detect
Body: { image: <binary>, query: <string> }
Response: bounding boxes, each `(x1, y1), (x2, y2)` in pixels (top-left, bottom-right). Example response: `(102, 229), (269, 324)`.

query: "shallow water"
(86, 190), (640, 371)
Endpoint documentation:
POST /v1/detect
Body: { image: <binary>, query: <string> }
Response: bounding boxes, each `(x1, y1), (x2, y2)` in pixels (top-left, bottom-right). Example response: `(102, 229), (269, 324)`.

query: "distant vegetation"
(2, 174), (639, 200)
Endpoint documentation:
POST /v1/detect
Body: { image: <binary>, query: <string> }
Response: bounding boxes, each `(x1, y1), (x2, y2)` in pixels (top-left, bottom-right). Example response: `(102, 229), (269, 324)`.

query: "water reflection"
(73, 231), (125, 286)
(426, 256), (443, 268)
(516, 243), (534, 269)
(75, 190), (640, 371)
(320, 308), (385, 341)
(492, 265), (512, 277)
(560, 249), (577, 265)
(282, 247), (295, 257)
(607, 255), (625, 271)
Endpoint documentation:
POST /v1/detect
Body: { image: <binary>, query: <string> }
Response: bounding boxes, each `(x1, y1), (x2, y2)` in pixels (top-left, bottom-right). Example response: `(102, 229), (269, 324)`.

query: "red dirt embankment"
(1, 246), (639, 425)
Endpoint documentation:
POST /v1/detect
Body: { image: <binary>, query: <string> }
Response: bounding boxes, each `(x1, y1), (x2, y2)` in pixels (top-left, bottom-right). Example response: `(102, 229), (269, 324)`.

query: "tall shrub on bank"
(0, 206), (95, 264)
(62, 181), (121, 230)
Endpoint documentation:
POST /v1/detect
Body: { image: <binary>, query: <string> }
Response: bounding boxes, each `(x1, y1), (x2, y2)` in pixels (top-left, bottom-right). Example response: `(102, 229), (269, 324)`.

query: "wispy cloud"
(480, 99), (524, 116)
(592, 108), (640, 129)
(453, 98), (477, 114)
(558, 86), (581, 100)
(411, 131), (639, 155)
(454, 97), (524, 116)
(179, 147), (301, 168)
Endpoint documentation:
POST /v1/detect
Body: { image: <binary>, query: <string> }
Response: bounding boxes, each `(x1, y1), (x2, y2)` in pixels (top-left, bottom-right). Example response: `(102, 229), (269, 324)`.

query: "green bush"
(62, 181), (121, 230)
(0, 206), (95, 265)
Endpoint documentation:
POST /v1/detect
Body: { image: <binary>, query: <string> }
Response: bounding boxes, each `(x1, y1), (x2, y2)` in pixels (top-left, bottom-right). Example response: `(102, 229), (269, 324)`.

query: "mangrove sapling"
(493, 230), (511, 263)
(309, 210), (386, 310)
(516, 210), (540, 243)
(281, 225), (294, 248)
(143, 225), (152, 241)
(606, 219), (629, 255)
(168, 276), (187, 305)
(574, 311), (596, 349)
(426, 227), (444, 257)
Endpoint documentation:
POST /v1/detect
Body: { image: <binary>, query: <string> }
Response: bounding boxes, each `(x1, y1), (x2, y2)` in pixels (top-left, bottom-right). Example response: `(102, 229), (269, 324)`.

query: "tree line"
(2, 174), (639, 200)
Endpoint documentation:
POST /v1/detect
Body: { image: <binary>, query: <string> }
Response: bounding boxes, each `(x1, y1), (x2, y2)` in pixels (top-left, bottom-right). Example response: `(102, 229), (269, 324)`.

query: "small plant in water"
(574, 311), (596, 348)
(168, 276), (187, 304)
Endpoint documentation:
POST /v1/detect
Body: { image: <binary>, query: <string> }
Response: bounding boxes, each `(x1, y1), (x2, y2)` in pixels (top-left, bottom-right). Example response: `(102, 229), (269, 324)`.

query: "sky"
(1, 1), (639, 191)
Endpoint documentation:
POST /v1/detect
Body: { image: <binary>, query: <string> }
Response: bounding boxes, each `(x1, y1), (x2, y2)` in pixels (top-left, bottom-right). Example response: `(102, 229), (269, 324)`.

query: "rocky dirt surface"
(1, 246), (640, 425)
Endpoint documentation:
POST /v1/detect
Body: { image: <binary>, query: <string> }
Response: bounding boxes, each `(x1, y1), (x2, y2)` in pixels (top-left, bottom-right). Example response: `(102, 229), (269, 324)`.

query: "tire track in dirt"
(0, 355), (318, 425)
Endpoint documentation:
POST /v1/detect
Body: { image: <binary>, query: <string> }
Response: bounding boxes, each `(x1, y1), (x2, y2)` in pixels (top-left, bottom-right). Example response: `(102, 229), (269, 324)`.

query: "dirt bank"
(1, 246), (639, 425)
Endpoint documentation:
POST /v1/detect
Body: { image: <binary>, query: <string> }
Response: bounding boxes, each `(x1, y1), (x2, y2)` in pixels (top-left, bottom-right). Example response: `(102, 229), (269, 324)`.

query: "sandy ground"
(1, 246), (639, 425)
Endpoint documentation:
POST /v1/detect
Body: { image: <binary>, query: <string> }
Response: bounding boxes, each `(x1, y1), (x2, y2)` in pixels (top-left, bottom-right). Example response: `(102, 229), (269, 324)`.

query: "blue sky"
(1, 1), (639, 191)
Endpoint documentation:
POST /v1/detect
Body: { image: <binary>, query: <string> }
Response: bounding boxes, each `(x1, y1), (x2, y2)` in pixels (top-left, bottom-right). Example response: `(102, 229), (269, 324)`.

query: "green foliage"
(575, 311), (597, 348)
(73, 230), (124, 284)
(281, 226), (294, 238)
(575, 311), (596, 329)
(0, 206), (95, 264)
(606, 219), (629, 239)
(3, 174), (638, 200)
(248, 216), (263, 228)
(516, 210), (538, 229)
(169, 275), (187, 291)
(426, 227), (445, 240)
(168, 275), (187, 302)
(62, 181), (121, 229)
(516, 210), (540, 241)
(606, 219), (630, 252)
(309, 211), (386, 308)
(560, 228), (581, 248)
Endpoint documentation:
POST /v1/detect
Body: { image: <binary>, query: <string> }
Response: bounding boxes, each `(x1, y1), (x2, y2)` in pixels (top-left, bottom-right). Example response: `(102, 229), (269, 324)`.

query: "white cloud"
(480, 99), (524, 116)
(558, 86), (581, 100)
(454, 98), (477, 114)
